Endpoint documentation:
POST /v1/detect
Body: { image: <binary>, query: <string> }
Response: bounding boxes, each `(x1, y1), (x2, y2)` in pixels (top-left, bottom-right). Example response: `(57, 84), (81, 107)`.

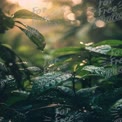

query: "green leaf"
(0, 78), (17, 94)
(56, 86), (74, 97)
(17, 25), (46, 50)
(107, 48), (122, 56)
(93, 87), (122, 108)
(26, 66), (41, 72)
(0, 44), (31, 89)
(85, 45), (111, 54)
(0, 62), (7, 74)
(0, 44), (16, 62)
(94, 40), (122, 47)
(0, 79), (7, 92)
(5, 91), (29, 106)
(82, 65), (104, 77)
(0, 9), (15, 33)
(110, 98), (122, 120)
(82, 65), (120, 79)
(31, 72), (72, 97)
(13, 9), (45, 20)
(92, 40), (122, 56)
(76, 86), (97, 97)
(51, 47), (83, 57)
(111, 99), (122, 109)
(76, 87), (98, 106)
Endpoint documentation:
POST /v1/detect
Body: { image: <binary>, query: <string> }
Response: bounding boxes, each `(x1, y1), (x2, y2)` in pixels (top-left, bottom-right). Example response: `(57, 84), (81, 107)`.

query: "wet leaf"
(85, 45), (111, 54)
(17, 25), (46, 50)
(13, 9), (45, 20)
(31, 72), (72, 96)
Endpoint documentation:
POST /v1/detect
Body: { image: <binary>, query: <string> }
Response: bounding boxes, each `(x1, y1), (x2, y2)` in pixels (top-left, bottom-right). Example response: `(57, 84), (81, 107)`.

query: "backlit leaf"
(13, 9), (45, 20)
(18, 25), (46, 50)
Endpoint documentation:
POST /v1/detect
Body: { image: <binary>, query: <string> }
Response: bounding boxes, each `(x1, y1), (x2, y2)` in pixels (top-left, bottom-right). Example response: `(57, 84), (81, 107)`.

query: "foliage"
(0, 9), (122, 122)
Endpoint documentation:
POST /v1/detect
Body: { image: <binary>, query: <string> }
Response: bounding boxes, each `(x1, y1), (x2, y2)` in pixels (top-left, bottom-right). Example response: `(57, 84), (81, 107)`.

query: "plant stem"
(72, 71), (76, 96)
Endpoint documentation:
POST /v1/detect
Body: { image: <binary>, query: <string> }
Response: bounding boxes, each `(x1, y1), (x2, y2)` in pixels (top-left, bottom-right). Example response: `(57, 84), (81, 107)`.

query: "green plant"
(0, 8), (122, 122)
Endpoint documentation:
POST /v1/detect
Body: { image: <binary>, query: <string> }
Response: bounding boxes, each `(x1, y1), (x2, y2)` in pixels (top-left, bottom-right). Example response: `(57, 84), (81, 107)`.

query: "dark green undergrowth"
(0, 9), (122, 122)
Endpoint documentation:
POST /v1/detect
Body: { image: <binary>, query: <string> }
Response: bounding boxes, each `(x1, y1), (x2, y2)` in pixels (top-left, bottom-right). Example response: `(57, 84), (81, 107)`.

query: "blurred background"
(0, 0), (122, 66)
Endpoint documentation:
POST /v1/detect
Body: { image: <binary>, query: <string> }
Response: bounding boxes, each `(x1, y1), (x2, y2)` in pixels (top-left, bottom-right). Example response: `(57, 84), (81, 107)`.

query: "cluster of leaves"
(0, 9), (122, 122)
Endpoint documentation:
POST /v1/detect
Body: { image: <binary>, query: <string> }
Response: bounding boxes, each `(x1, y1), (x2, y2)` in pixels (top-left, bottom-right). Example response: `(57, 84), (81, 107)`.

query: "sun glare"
(19, 0), (40, 8)
(7, 0), (18, 4)
(7, 0), (52, 11)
